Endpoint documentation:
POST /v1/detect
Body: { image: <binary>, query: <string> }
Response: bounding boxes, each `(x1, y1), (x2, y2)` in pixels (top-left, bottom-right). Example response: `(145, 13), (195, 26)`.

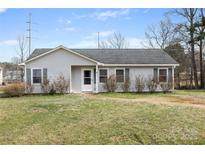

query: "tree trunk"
(199, 40), (204, 88)
(190, 14), (199, 88)
(177, 72), (180, 88)
(190, 66), (193, 89)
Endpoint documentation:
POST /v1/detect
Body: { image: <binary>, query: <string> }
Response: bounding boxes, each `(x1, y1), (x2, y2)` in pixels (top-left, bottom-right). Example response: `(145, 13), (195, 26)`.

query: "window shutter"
(125, 68), (129, 81)
(94, 68), (96, 84)
(26, 68), (31, 84)
(168, 68), (172, 83)
(43, 68), (47, 83)
(153, 68), (158, 82)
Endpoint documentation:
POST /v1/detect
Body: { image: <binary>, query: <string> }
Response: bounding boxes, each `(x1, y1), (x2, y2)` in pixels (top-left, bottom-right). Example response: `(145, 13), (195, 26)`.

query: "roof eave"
(18, 63), (25, 66)
(102, 63), (179, 67)
(24, 45), (101, 65)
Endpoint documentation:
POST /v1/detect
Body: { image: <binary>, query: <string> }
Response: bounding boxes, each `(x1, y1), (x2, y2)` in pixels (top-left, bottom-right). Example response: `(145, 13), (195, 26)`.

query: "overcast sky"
(0, 8), (182, 62)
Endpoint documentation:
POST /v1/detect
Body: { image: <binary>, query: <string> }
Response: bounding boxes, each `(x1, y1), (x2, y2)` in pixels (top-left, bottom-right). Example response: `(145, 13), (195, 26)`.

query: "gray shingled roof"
(27, 48), (178, 64)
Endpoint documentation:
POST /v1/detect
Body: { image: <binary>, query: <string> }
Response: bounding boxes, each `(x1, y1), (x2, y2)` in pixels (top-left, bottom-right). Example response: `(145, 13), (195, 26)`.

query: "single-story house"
(21, 45), (179, 93)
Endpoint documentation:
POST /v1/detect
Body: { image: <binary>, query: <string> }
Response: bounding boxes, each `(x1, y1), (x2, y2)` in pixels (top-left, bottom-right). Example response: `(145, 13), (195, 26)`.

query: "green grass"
(99, 89), (205, 98)
(0, 90), (205, 144)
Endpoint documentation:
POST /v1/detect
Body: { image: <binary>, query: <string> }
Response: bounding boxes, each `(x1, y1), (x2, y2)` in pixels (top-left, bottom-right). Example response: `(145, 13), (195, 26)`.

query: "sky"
(0, 8), (182, 62)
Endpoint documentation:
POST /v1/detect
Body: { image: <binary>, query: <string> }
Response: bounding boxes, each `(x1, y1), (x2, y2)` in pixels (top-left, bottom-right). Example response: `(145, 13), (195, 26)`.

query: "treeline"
(143, 9), (205, 89)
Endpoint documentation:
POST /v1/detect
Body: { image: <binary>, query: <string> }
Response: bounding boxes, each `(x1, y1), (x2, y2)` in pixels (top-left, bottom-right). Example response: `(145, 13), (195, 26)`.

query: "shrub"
(41, 79), (52, 94)
(49, 84), (56, 95)
(25, 83), (34, 94)
(146, 77), (157, 93)
(3, 82), (25, 97)
(103, 75), (117, 92)
(121, 79), (130, 92)
(53, 74), (70, 94)
(160, 83), (172, 93)
(41, 75), (69, 95)
(135, 75), (145, 92)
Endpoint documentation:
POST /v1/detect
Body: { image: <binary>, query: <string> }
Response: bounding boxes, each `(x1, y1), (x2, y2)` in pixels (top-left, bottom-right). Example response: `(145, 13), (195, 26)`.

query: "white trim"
(99, 68), (109, 84)
(95, 65), (99, 93)
(69, 65), (72, 93)
(172, 66), (175, 90)
(158, 68), (168, 83)
(115, 68), (125, 83)
(24, 45), (102, 65)
(81, 68), (93, 92)
(31, 68), (43, 85)
(19, 63), (25, 66)
(103, 64), (179, 67)
(24, 65), (27, 91)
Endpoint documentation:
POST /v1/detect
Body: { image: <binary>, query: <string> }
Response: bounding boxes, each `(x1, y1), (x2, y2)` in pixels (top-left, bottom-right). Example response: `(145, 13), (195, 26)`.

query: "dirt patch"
(29, 107), (48, 113)
(83, 93), (205, 109)
(111, 135), (129, 142)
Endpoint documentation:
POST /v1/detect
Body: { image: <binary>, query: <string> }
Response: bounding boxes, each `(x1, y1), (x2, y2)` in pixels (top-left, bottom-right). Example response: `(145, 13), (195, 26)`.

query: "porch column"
(95, 64), (99, 93)
(69, 65), (72, 93)
(172, 66), (175, 91)
(24, 65), (27, 93)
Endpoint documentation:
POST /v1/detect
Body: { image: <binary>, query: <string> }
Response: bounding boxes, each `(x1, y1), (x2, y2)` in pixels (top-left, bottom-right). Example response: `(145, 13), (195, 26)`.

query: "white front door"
(81, 69), (93, 92)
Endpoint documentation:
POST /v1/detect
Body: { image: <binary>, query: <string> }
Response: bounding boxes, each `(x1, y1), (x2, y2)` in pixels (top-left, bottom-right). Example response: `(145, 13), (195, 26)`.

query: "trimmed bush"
(41, 79), (52, 94)
(160, 83), (172, 93)
(41, 75), (69, 95)
(25, 83), (34, 94)
(3, 82), (25, 97)
(135, 75), (145, 92)
(53, 74), (70, 94)
(146, 77), (157, 93)
(104, 75), (117, 92)
(121, 79), (130, 92)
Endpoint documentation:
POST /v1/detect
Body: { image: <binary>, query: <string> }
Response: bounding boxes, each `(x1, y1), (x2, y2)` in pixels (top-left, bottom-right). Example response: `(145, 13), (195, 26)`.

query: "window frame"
(115, 68), (125, 83)
(158, 68), (168, 83)
(31, 68), (43, 85)
(99, 68), (108, 83)
(83, 70), (92, 85)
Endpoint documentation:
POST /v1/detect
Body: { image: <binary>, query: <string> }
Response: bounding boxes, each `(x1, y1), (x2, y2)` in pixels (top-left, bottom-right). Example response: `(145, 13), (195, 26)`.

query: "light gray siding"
(71, 66), (82, 93)
(97, 66), (154, 92)
(26, 48), (96, 93)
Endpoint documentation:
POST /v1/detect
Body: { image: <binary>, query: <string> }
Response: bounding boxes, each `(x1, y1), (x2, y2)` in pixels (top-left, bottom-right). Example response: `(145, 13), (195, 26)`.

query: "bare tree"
(16, 35), (28, 63)
(100, 32), (128, 49)
(15, 35), (28, 81)
(194, 8), (205, 88)
(173, 8), (199, 88)
(143, 17), (176, 49)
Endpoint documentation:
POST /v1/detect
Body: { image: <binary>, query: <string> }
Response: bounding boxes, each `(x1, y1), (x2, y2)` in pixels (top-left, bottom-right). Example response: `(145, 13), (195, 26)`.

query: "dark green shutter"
(26, 68), (31, 84)
(153, 68), (158, 82)
(94, 69), (96, 84)
(43, 68), (47, 83)
(168, 68), (172, 83)
(125, 68), (129, 81)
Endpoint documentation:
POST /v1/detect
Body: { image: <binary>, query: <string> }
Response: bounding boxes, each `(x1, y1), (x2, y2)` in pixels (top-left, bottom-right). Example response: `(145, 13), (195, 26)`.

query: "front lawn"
(0, 90), (205, 144)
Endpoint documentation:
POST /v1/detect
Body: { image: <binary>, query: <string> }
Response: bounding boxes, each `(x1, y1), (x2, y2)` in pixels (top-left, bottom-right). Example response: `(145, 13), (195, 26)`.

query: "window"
(116, 69), (124, 82)
(99, 69), (107, 83)
(33, 69), (42, 84)
(84, 70), (91, 85)
(159, 69), (167, 82)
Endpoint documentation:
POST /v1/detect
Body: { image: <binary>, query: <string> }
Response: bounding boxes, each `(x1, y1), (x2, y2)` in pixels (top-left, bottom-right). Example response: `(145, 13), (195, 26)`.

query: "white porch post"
(24, 65), (27, 93)
(69, 65), (72, 93)
(95, 64), (99, 93)
(172, 66), (175, 91)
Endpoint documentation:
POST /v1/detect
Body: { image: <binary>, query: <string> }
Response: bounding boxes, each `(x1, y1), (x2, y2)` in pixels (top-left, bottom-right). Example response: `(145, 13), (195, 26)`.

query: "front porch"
(71, 65), (99, 93)
(70, 65), (176, 93)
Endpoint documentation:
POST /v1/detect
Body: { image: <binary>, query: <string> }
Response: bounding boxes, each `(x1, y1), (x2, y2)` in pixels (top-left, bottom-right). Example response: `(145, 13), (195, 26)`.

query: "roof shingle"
(27, 48), (178, 64)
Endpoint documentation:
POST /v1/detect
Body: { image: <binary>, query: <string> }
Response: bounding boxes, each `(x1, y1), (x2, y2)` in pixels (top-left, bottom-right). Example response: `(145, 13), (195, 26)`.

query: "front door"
(81, 69), (93, 92)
